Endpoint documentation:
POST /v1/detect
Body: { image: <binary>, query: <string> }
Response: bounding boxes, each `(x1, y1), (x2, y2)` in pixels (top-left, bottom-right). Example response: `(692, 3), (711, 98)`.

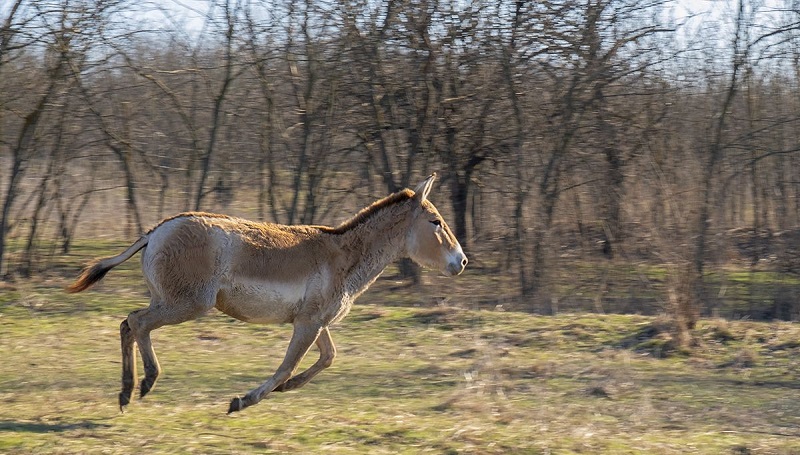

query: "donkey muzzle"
(446, 253), (468, 276)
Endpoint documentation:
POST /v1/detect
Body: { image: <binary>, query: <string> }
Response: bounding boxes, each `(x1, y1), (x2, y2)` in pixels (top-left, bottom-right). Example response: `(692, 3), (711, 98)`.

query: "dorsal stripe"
(146, 190), (415, 236)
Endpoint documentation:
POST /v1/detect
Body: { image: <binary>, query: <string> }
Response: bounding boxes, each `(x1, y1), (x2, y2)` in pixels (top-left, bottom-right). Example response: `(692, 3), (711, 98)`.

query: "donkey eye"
(430, 219), (442, 227)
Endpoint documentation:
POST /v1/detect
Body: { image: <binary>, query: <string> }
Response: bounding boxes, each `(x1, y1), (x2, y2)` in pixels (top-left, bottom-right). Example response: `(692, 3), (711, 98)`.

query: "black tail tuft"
(65, 261), (111, 293)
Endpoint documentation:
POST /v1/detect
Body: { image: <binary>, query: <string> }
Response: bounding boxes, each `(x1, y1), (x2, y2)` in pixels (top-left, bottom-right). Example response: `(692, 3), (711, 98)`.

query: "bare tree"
(194, 0), (240, 211)
(0, 0), (74, 277)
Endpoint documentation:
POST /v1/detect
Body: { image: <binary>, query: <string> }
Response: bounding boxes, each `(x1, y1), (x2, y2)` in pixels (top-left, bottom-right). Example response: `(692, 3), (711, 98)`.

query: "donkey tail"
(66, 235), (149, 293)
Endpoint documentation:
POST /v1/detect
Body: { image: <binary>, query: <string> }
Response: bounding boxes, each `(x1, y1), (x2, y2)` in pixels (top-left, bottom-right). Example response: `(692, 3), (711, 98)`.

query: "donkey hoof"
(119, 391), (131, 412)
(227, 397), (245, 414)
(139, 379), (156, 399)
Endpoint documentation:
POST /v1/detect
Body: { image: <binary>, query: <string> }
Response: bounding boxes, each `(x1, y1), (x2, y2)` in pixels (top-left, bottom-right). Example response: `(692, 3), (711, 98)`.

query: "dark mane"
(320, 189), (414, 235)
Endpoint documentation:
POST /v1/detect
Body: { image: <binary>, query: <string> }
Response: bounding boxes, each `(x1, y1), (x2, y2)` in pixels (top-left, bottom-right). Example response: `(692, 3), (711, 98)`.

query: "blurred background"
(2, 0), (800, 340)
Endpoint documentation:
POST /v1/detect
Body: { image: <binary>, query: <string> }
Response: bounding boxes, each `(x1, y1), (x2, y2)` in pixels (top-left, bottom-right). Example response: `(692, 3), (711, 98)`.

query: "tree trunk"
(0, 80), (55, 278)
(194, 0), (236, 211)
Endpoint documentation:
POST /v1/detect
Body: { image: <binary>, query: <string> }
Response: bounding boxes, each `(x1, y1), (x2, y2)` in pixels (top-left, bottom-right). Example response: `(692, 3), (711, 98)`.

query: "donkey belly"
(215, 280), (305, 324)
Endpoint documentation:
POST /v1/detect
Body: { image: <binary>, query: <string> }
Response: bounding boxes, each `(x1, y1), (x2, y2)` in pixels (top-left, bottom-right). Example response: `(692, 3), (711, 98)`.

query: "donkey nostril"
(461, 257), (468, 267)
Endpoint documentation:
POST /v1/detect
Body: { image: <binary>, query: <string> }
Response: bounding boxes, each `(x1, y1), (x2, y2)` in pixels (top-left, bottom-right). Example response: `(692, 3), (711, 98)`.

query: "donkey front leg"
(274, 327), (336, 392)
(228, 322), (322, 414)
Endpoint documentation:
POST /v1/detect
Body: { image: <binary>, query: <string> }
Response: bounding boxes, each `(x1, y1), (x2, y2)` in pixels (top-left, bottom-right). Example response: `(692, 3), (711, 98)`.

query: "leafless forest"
(2, 0), (800, 342)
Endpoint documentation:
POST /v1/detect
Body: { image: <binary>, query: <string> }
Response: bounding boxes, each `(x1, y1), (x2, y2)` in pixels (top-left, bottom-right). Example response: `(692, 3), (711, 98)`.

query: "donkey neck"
(334, 201), (413, 297)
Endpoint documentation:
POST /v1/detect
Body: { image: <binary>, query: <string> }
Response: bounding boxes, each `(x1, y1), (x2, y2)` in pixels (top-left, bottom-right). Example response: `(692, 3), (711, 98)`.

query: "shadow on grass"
(0, 420), (111, 433)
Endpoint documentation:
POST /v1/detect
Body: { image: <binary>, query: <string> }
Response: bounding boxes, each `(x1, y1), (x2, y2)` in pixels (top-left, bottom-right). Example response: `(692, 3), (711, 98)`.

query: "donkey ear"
(413, 172), (437, 203)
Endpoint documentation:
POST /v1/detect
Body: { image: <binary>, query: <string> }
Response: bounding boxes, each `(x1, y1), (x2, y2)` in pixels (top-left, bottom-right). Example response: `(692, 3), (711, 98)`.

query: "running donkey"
(67, 174), (467, 414)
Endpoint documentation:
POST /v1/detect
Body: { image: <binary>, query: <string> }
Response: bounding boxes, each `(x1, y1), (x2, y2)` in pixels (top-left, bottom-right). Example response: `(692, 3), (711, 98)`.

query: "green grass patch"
(724, 270), (800, 285)
(2, 252), (800, 453)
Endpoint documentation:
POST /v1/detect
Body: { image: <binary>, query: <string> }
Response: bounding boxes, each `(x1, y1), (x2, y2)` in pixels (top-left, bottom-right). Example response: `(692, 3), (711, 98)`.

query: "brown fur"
(143, 189), (415, 239)
(66, 174), (467, 414)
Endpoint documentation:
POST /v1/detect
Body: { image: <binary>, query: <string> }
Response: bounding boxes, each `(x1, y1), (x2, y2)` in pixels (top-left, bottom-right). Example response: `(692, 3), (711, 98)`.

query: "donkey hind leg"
(125, 296), (214, 405)
(119, 315), (139, 411)
(274, 327), (335, 392)
(228, 322), (323, 414)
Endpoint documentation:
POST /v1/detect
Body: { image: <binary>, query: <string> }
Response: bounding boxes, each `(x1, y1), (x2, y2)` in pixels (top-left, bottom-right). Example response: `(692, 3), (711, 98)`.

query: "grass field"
(2, 247), (800, 454)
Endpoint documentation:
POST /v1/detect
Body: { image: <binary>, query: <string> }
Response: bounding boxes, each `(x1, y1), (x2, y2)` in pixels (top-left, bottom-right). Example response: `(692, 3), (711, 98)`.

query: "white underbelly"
(216, 279), (306, 324)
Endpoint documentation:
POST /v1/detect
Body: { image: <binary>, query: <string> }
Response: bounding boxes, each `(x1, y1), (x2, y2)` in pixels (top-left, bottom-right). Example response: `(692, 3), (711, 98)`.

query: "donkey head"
(405, 174), (468, 277)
